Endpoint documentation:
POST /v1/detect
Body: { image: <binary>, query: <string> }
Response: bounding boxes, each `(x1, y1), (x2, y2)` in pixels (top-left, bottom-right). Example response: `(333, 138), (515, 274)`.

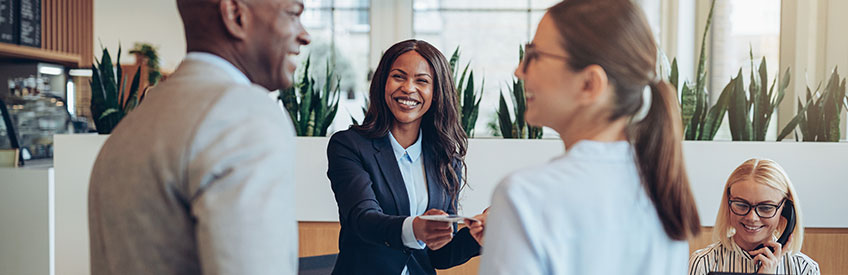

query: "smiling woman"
(689, 158), (820, 275)
(325, 39), (486, 275)
(383, 51), (434, 133)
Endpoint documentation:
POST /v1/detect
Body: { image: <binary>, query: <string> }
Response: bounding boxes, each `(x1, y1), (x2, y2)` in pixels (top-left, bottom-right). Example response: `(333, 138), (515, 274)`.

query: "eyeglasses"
(521, 43), (570, 73)
(726, 189), (786, 218)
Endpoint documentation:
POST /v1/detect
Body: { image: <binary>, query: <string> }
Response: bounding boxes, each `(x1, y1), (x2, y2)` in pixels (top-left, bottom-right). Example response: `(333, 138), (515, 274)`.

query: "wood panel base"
(299, 222), (848, 275)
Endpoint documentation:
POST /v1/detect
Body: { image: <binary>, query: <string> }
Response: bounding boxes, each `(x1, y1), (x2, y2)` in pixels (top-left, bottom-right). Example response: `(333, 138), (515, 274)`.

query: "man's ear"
(577, 64), (610, 105)
(219, 0), (250, 40)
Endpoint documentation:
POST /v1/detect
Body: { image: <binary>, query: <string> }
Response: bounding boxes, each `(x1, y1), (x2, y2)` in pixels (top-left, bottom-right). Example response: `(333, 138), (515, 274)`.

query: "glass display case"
(1, 75), (70, 160)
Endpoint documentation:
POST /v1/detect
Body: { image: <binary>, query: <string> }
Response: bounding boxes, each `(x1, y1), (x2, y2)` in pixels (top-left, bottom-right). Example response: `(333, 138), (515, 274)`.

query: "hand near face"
(750, 240), (785, 274)
(413, 209), (454, 250)
(465, 207), (489, 246)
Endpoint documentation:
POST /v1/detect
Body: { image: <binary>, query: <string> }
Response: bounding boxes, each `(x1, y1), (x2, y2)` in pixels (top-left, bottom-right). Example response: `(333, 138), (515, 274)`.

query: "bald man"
(87, 0), (310, 274)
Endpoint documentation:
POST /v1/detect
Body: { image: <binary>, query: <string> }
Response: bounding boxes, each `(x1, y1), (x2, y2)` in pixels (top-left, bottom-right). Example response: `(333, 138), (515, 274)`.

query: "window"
(708, 0), (781, 140)
(300, 0), (370, 134)
(412, 0), (559, 137)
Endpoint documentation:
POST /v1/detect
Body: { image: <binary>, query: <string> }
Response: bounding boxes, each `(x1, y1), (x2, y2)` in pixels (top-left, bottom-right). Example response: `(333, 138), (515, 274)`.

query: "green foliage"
(724, 51), (791, 141)
(90, 46), (144, 134)
(279, 55), (342, 136)
(128, 43), (162, 86)
(449, 47), (485, 137)
(497, 45), (542, 139)
(777, 68), (847, 142)
(670, 0), (723, 140)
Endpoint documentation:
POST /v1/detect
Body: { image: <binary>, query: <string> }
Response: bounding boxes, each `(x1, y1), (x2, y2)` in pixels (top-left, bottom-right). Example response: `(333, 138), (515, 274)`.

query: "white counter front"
(48, 135), (848, 226)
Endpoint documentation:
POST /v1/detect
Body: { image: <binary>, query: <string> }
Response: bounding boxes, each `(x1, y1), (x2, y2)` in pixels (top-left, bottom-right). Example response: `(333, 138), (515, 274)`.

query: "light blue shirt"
(478, 140), (689, 275)
(388, 130), (428, 275)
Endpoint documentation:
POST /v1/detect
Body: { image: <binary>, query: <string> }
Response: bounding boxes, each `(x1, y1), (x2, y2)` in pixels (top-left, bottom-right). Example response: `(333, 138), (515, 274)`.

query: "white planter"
(2, 135), (846, 275)
(50, 135), (848, 226)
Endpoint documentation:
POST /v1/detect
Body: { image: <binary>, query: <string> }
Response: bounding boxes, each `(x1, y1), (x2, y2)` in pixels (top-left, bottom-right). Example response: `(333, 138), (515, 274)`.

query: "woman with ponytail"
(478, 0), (700, 274)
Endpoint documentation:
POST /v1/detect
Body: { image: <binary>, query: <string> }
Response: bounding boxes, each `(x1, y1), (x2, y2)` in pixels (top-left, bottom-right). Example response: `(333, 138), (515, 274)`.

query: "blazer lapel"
(373, 136), (411, 216)
(424, 147), (446, 212)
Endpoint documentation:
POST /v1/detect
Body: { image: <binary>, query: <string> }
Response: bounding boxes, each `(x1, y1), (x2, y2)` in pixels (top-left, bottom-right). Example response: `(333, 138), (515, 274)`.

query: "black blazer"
(326, 129), (480, 275)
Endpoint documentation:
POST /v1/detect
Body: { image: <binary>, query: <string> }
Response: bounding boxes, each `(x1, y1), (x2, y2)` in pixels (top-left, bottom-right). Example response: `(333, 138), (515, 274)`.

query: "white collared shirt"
(184, 52), (250, 85)
(388, 130), (428, 275)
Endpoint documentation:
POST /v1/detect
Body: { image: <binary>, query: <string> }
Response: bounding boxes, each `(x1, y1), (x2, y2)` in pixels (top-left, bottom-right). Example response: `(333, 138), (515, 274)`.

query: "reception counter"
(2, 134), (847, 274)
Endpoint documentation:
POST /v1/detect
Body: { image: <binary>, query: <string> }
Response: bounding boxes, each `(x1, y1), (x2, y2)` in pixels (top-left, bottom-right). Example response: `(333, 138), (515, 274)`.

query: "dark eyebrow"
(414, 73), (431, 78)
(390, 69), (407, 75)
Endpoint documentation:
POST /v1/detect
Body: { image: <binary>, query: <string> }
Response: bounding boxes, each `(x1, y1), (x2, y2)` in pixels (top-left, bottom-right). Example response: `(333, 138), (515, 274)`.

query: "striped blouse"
(689, 241), (820, 275)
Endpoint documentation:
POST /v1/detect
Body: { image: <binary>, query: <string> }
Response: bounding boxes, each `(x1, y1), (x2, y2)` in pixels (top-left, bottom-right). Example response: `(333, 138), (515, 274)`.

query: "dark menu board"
(18, 0), (39, 47)
(0, 0), (15, 44)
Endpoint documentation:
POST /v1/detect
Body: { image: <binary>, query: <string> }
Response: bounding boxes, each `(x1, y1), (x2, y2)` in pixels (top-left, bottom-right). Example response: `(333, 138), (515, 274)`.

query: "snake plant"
(718, 48), (792, 141)
(279, 55), (341, 136)
(449, 47), (485, 137)
(497, 45), (543, 139)
(90, 46), (143, 134)
(777, 68), (847, 142)
(669, 0), (723, 140)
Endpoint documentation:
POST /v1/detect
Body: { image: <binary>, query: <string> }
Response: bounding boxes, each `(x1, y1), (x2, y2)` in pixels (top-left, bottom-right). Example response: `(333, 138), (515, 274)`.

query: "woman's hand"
(413, 209), (454, 250)
(466, 207), (489, 246)
(750, 240), (785, 274)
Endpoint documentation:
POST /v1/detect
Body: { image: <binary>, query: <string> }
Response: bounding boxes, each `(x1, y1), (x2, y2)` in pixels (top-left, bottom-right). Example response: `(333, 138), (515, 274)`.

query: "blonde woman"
(689, 158), (819, 274)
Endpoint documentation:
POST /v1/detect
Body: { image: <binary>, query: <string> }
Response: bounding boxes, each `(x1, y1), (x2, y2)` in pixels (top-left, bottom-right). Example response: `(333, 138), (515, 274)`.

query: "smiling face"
(727, 179), (786, 251)
(246, 0), (311, 90)
(515, 14), (583, 130)
(384, 51), (435, 130)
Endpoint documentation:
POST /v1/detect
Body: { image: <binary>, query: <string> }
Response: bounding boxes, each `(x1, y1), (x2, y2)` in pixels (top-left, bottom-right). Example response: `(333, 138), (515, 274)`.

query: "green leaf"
(694, 0), (716, 98)
(513, 79), (526, 136)
(777, 111), (805, 141)
(123, 67), (142, 114)
(765, 67), (790, 139)
(669, 58), (679, 91)
(297, 57), (314, 136)
(727, 70), (752, 141)
(449, 46), (460, 78)
(497, 91), (514, 139)
(99, 108), (119, 120)
(681, 83), (696, 138)
(703, 76), (734, 140)
(822, 68), (843, 141)
(115, 46), (123, 104)
(690, 84), (707, 139)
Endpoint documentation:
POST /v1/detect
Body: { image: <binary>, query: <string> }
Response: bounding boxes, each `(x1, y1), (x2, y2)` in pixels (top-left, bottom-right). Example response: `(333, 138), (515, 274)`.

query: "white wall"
(94, 0), (186, 71)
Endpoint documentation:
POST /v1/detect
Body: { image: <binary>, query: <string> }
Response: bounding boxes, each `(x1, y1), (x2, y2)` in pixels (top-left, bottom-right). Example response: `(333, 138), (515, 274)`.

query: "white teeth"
(743, 224), (763, 231)
(397, 99), (419, 107)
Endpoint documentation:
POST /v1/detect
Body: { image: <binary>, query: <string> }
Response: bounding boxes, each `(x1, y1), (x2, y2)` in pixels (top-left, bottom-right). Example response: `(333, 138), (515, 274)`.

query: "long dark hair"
(548, 0), (700, 240)
(354, 39), (468, 211)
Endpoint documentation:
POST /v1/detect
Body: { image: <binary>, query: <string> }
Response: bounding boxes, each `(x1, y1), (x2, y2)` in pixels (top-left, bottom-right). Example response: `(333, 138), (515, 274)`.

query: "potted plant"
(496, 45), (542, 139)
(778, 68), (847, 141)
(89, 46), (144, 134)
(279, 55), (341, 137)
(449, 47), (485, 137)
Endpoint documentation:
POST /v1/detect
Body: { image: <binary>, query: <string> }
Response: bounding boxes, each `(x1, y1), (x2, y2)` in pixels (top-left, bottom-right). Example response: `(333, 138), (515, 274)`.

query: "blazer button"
(385, 241), (390, 247)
